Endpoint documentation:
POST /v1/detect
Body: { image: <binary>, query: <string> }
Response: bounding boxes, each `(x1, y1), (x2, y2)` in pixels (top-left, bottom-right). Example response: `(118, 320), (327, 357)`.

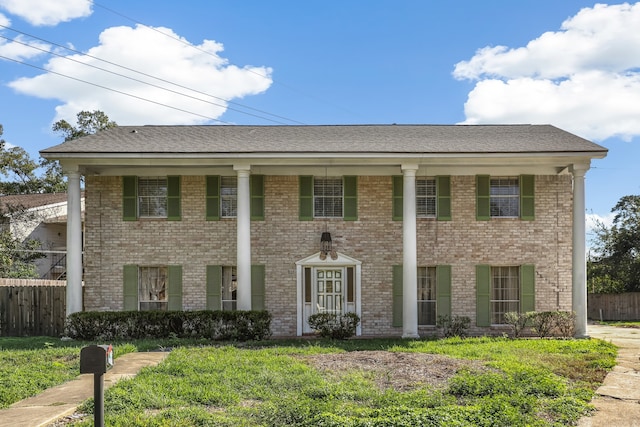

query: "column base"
(402, 333), (420, 339)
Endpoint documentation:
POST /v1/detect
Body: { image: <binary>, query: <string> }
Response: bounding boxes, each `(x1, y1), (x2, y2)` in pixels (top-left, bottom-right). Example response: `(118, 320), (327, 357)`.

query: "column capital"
(570, 162), (591, 176)
(233, 164), (252, 174)
(401, 164), (419, 174)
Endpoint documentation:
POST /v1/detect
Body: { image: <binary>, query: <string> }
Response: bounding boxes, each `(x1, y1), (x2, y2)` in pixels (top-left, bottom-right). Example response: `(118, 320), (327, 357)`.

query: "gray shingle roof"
(40, 124), (607, 155)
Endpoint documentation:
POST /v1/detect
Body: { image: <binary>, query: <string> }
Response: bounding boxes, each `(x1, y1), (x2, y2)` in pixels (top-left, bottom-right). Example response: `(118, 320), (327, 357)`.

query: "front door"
(297, 252), (361, 336)
(315, 268), (344, 315)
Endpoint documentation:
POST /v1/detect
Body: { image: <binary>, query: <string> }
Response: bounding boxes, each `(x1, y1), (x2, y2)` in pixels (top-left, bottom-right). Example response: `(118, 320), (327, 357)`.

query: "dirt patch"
(303, 350), (488, 391)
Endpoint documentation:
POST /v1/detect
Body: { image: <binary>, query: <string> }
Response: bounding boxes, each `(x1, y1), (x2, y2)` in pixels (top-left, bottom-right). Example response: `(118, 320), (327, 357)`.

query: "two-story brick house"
(40, 124), (607, 338)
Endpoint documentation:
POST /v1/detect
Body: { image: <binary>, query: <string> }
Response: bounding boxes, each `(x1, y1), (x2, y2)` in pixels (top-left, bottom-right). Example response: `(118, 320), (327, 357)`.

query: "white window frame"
(138, 177), (168, 218)
(221, 265), (237, 311)
(417, 266), (437, 326)
(138, 266), (168, 311)
(490, 177), (519, 218)
(314, 177), (343, 218)
(416, 177), (437, 218)
(221, 176), (238, 218)
(491, 266), (520, 325)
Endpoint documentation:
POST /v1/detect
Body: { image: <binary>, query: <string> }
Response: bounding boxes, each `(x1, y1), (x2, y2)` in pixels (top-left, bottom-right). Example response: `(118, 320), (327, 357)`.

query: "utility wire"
(0, 54), (235, 124)
(0, 32), (292, 125)
(89, 0), (362, 119)
(0, 24), (304, 125)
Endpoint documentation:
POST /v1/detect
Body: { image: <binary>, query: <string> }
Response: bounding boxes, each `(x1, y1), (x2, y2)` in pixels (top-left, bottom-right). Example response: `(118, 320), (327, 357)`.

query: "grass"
(0, 336), (616, 426)
(597, 320), (640, 328)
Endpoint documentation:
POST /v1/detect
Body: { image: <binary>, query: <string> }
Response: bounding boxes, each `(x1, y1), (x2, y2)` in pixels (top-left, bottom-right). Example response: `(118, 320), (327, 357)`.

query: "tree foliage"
(52, 110), (116, 142)
(588, 195), (640, 293)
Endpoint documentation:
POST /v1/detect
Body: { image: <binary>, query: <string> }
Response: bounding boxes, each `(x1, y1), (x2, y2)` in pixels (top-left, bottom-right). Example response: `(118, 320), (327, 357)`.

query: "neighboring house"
(0, 193), (84, 279)
(40, 124), (607, 337)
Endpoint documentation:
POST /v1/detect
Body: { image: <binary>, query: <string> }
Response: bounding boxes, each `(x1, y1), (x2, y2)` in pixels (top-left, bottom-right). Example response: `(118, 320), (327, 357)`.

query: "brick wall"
(84, 174), (573, 337)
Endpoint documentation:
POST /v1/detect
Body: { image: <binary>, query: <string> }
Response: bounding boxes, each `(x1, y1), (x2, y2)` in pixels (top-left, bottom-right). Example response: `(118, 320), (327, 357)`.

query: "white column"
(571, 164), (589, 338)
(66, 171), (83, 316)
(402, 165), (419, 338)
(235, 165), (252, 311)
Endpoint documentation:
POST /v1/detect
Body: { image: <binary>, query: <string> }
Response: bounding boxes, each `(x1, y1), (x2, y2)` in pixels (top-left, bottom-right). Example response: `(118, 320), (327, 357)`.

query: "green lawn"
(0, 336), (617, 426)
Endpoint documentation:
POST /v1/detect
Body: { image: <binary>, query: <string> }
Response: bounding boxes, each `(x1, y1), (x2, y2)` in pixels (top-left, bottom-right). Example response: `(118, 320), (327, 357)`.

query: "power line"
(0, 24), (304, 125)
(0, 53), (235, 124)
(89, 0), (362, 119)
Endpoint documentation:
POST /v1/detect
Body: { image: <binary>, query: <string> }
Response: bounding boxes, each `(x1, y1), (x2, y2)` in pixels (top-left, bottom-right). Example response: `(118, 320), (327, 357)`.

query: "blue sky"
(1, 1), (639, 236)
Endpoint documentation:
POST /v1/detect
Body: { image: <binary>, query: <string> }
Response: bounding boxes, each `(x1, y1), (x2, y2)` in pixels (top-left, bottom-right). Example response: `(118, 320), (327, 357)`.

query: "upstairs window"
(221, 177), (238, 218)
(416, 178), (437, 218)
(314, 177), (343, 218)
(123, 176), (181, 221)
(138, 177), (167, 218)
(490, 177), (519, 218)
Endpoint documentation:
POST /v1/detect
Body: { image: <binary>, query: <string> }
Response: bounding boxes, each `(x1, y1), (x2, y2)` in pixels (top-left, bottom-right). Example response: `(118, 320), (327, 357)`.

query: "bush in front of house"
(504, 311), (576, 338)
(64, 310), (272, 341)
(307, 312), (360, 339)
(504, 312), (533, 338)
(436, 314), (471, 337)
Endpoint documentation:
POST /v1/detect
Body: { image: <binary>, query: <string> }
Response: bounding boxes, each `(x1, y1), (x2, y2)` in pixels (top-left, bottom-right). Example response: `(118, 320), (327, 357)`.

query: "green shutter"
(520, 264), (535, 313)
(206, 176), (220, 220)
(392, 176), (403, 221)
(476, 175), (491, 221)
(520, 175), (535, 221)
(250, 175), (265, 221)
(167, 265), (183, 310)
(122, 176), (138, 221)
(392, 265), (403, 327)
(167, 176), (181, 221)
(437, 176), (452, 221)
(343, 176), (358, 221)
(123, 265), (138, 310)
(476, 265), (491, 327)
(436, 265), (452, 318)
(251, 264), (266, 310)
(299, 176), (313, 221)
(206, 265), (222, 310)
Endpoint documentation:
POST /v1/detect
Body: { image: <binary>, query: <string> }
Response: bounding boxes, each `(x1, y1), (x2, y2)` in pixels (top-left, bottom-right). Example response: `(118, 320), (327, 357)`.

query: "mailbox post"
(80, 345), (113, 427)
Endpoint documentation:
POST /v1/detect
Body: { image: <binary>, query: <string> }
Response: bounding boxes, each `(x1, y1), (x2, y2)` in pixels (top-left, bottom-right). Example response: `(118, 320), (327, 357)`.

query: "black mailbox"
(80, 344), (114, 374)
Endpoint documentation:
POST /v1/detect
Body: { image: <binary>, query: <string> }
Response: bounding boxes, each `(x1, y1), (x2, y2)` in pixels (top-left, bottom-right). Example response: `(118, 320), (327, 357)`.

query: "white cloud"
(0, 11), (9, 26)
(0, 0), (92, 26)
(0, 33), (51, 61)
(8, 25), (273, 126)
(454, 2), (640, 141)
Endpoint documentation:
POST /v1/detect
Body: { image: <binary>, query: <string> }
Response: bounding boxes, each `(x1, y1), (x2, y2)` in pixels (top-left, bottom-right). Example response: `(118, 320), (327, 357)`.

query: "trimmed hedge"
(64, 310), (272, 341)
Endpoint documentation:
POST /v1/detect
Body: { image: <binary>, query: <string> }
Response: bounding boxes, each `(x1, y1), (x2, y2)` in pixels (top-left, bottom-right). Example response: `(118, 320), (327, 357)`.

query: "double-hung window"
(123, 176), (181, 220)
(416, 178), (437, 218)
(314, 177), (343, 218)
(138, 177), (168, 218)
(476, 264), (535, 327)
(221, 266), (237, 311)
(138, 266), (168, 311)
(220, 177), (238, 218)
(490, 266), (520, 324)
(476, 175), (534, 220)
(417, 266), (437, 325)
(490, 177), (519, 218)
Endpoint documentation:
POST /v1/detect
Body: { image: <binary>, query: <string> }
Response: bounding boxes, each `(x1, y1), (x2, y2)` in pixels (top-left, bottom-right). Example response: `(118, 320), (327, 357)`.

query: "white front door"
(296, 252), (362, 336)
(315, 268), (344, 315)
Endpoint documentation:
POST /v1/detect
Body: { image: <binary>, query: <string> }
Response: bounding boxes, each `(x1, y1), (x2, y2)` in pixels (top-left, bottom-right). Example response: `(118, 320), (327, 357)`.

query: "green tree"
(52, 110), (117, 142)
(588, 195), (640, 293)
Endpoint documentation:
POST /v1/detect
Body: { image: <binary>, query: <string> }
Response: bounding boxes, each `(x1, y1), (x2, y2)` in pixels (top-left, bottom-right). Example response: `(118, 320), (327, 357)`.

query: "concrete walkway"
(578, 323), (640, 427)
(0, 351), (168, 427)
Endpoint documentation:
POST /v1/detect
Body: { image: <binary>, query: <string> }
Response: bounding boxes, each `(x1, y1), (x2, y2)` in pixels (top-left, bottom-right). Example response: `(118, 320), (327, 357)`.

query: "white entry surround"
(296, 252), (362, 336)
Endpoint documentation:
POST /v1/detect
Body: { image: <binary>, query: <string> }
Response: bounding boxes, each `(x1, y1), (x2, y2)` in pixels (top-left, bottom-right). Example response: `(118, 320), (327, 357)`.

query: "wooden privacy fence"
(0, 279), (67, 337)
(588, 292), (640, 321)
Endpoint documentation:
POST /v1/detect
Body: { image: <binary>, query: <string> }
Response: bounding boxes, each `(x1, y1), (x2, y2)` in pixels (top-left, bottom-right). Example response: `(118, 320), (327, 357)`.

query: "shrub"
(528, 311), (576, 338)
(64, 310), (272, 341)
(504, 312), (532, 338)
(307, 312), (360, 339)
(436, 315), (470, 338)
(554, 311), (576, 338)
